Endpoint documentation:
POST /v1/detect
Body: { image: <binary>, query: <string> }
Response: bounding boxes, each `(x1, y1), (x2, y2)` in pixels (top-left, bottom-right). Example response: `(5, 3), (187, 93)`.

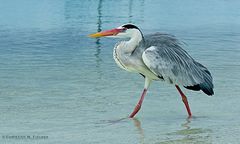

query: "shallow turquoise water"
(0, 0), (240, 143)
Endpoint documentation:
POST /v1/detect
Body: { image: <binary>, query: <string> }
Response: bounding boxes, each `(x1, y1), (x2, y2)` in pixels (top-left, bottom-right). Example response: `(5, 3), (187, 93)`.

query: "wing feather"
(141, 34), (214, 95)
(142, 46), (203, 86)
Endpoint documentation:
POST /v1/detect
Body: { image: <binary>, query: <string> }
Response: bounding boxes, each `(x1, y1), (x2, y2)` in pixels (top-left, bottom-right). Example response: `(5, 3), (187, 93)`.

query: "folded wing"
(142, 34), (214, 95)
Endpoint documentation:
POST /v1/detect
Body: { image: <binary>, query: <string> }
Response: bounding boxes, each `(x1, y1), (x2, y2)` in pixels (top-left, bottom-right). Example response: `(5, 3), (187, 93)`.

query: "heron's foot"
(187, 115), (192, 119)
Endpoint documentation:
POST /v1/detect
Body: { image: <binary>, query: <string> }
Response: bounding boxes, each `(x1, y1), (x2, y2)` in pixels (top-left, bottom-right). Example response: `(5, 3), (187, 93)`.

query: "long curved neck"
(123, 30), (143, 53)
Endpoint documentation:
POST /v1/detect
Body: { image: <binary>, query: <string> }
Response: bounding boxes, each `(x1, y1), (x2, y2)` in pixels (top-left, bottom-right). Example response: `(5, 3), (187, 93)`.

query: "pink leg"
(129, 89), (147, 118)
(175, 85), (192, 117)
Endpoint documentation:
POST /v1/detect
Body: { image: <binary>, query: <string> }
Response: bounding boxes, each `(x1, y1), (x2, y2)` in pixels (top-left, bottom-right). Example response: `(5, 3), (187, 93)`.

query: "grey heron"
(89, 24), (214, 118)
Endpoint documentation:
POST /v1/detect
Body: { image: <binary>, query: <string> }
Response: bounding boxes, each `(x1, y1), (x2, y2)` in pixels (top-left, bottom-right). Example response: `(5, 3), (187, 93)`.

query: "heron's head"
(89, 24), (143, 39)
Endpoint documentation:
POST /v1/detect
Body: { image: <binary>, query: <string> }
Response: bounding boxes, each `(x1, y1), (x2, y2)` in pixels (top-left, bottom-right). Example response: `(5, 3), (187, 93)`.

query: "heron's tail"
(199, 81), (214, 96)
(185, 62), (214, 96)
(198, 64), (214, 96)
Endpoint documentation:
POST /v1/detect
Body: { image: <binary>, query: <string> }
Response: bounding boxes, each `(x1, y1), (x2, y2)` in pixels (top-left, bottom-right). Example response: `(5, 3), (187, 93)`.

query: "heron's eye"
(121, 28), (127, 32)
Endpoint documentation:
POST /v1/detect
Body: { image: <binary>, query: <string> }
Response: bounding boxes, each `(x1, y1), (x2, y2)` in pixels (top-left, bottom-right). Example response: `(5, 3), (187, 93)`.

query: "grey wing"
(142, 45), (214, 95)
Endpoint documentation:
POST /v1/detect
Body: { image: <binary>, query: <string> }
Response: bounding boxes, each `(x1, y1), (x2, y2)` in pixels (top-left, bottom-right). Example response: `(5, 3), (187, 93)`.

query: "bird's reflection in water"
(159, 117), (212, 144)
(132, 118), (145, 144)
(97, 116), (212, 144)
(181, 117), (191, 129)
(131, 117), (212, 144)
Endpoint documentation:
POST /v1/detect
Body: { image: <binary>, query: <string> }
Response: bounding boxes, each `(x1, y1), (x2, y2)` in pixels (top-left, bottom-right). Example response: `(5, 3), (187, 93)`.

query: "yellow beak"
(89, 28), (123, 38)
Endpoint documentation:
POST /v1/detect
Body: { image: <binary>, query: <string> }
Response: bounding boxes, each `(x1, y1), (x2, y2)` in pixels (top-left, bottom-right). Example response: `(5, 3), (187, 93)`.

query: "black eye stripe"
(122, 24), (139, 30)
